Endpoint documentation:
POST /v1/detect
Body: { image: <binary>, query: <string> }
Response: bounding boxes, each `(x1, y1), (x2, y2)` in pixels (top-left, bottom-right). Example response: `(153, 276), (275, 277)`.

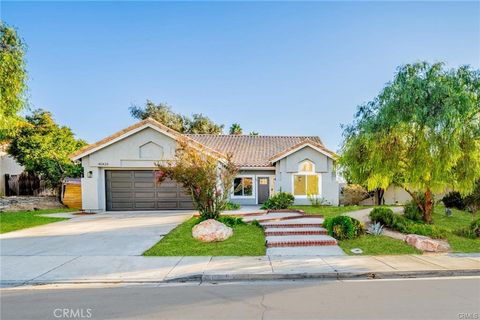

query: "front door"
(257, 177), (270, 204)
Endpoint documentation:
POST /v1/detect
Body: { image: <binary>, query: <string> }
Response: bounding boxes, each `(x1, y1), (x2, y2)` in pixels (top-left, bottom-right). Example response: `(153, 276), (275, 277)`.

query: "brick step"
(261, 223), (323, 228)
(265, 227), (328, 236)
(266, 235), (337, 248)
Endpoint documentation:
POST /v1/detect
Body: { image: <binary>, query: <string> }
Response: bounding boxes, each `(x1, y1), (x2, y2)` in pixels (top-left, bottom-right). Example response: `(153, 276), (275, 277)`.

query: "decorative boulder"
(404, 234), (450, 252)
(192, 219), (233, 242)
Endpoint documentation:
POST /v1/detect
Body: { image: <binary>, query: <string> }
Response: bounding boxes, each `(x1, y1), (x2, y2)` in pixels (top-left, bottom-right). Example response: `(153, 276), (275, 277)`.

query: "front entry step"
(265, 227), (328, 236)
(266, 235), (337, 248)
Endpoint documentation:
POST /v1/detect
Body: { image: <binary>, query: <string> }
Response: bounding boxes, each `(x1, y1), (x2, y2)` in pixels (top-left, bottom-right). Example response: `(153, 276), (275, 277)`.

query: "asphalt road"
(1, 278), (479, 320)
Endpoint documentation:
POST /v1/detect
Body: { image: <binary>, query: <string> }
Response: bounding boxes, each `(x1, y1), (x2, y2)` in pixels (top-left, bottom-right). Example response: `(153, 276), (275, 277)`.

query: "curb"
(3, 269), (478, 287)
(168, 269), (480, 282)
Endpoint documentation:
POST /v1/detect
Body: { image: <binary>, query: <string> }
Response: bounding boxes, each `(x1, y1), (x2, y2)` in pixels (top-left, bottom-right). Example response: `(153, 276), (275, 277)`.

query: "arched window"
(293, 160), (320, 196)
(299, 160), (314, 173)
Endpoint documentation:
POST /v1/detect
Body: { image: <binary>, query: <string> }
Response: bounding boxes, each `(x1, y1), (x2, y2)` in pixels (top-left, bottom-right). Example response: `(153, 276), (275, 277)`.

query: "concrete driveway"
(0, 211), (194, 256)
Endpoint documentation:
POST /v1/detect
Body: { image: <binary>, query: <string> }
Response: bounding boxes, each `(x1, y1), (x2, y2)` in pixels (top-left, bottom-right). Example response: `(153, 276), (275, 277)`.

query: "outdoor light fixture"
(87, 171), (93, 178)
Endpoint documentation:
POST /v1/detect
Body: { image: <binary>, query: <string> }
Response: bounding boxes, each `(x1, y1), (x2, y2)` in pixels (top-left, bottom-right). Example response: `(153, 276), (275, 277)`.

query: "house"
(70, 118), (339, 212)
(0, 144), (24, 196)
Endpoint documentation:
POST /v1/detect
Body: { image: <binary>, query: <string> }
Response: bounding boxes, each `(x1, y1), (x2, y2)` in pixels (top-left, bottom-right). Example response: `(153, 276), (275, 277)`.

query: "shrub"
(261, 192), (295, 210)
(307, 194), (329, 207)
(196, 215), (245, 227)
(464, 181), (480, 213)
(442, 192), (466, 210)
(455, 218), (480, 239)
(404, 200), (423, 222)
(369, 207), (396, 225)
(340, 184), (369, 205)
(369, 207), (447, 239)
(250, 220), (263, 229)
(217, 216), (245, 227)
(324, 216), (364, 240)
(455, 219), (480, 239)
(224, 201), (240, 211)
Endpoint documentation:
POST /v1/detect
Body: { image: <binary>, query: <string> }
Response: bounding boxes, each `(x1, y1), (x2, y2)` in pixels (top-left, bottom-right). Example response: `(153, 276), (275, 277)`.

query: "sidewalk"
(2, 254), (479, 286)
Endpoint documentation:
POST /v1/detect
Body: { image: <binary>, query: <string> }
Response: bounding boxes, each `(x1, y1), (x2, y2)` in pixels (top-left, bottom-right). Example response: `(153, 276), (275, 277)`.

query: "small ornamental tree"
(340, 62), (480, 223)
(156, 139), (238, 220)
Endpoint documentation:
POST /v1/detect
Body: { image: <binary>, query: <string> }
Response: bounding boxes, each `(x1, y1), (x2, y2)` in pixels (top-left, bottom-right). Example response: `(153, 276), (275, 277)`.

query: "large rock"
(192, 219), (233, 242)
(405, 234), (450, 252)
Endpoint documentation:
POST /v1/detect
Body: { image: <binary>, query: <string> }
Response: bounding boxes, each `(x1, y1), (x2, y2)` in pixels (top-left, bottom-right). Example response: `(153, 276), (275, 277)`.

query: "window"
(233, 177), (253, 197)
(293, 175), (319, 196)
(299, 160), (314, 173)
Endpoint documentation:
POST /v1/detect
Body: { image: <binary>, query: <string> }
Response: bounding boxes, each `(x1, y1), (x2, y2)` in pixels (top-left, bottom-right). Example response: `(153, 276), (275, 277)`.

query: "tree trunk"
(375, 188), (385, 205)
(424, 189), (433, 224)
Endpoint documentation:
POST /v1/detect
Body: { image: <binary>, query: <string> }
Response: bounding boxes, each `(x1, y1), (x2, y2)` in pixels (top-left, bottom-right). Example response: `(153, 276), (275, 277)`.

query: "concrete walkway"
(1, 254), (479, 286)
(345, 206), (404, 223)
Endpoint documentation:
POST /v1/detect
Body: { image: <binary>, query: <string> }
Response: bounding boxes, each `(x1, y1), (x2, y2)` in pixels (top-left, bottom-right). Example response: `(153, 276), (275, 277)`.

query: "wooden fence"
(4, 173), (55, 196)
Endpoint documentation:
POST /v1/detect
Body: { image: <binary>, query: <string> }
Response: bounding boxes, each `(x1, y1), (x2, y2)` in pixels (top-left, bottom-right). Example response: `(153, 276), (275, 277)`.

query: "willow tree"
(0, 22), (28, 141)
(340, 62), (480, 223)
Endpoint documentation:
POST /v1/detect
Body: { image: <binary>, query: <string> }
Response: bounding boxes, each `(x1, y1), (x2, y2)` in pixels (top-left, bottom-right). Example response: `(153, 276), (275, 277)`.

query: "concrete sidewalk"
(1, 254), (479, 286)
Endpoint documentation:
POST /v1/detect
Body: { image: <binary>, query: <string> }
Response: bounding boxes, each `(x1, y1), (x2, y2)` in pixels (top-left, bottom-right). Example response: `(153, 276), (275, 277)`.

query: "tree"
(8, 110), (87, 196)
(229, 123), (243, 135)
(130, 100), (224, 134)
(249, 131), (259, 136)
(340, 62), (480, 223)
(156, 140), (238, 219)
(0, 22), (28, 141)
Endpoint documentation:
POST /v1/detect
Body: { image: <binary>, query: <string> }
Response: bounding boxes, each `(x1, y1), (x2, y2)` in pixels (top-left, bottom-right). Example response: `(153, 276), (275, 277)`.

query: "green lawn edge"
(143, 217), (266, 256)
(0, 208), (76, 234)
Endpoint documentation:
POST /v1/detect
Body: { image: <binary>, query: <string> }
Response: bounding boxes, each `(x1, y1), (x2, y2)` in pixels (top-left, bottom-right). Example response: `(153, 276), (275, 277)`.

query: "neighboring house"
(70, 118), (339, 212)
(0, 145), (24, 196)
(360, 185), (449, 205)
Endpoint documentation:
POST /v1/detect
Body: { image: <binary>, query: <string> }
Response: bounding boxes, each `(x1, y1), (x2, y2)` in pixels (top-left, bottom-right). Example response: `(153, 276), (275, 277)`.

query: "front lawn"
(290, 205), (372, 219)
(339, 235), (421, 255)
(431, 205), (480, 253)
(143, 217), (266, 256)
(0, 208), (76, 234)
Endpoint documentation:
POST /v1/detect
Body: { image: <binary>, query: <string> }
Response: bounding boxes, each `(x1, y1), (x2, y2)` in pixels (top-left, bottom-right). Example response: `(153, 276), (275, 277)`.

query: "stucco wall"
(80, 127), (177, 211)
(0, 152), (24, 196)
(275, 146), (339, 206)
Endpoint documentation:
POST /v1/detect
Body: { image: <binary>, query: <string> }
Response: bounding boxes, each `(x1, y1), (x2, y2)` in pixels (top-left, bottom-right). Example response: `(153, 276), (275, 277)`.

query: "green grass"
(0, 208), (76, 234)
(143, 217), (266, 256)
(290, 205), (372, 219)
(339, 235), (422, 255)
(431, 205), (480, 252)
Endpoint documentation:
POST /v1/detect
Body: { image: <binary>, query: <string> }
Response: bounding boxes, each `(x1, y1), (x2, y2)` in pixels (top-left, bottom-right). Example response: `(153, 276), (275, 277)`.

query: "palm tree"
(249, 131), (259, 136)
(229, 123), (243, 135)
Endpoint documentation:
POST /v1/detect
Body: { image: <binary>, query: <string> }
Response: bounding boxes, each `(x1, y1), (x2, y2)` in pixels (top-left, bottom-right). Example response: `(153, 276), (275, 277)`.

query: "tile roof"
(70, 118), (226, 160)
(186, 134), (326, 167)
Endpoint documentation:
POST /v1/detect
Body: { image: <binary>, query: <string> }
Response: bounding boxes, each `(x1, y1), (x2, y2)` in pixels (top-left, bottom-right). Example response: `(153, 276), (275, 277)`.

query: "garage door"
(105, 170), (195, 211)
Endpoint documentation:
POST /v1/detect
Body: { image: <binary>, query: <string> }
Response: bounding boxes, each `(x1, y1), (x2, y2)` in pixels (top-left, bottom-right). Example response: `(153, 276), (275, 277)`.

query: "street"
(1, 277), (479, 320)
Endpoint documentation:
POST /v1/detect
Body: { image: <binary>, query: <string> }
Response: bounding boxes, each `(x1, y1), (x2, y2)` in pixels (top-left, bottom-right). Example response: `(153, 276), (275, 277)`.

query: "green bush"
(454, 218), (479, 239)
(369, 206), (447, 239)
(224, 201), (241, 210)
(261, 192), (295, 210)
(324, 216), (364, 240)
(197, 215), (245, 227)
(217, 216), (246, 227)
(403, 200), (423, 222)
(369, 207), (396, 225)
(442, 192), (466, 210)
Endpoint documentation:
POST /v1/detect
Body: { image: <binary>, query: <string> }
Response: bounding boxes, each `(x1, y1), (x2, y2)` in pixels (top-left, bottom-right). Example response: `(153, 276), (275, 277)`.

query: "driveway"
(0, 211), (194, 256)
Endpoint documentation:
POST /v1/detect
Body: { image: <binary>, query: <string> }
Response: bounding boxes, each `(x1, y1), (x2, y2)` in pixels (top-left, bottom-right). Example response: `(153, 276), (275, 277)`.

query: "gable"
(84, 127), (177, 167)
(281, 146), (331, 173)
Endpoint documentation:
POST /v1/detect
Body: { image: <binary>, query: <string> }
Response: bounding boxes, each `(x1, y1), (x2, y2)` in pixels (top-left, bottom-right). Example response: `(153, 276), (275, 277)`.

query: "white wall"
(0, 152), (24, 196)
(275, 146), (339, 206)
(80, 127), (177, 211)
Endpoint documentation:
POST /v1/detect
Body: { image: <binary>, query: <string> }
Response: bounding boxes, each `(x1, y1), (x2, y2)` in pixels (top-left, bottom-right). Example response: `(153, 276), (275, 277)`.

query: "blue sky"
(2, 1), (479, 149)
